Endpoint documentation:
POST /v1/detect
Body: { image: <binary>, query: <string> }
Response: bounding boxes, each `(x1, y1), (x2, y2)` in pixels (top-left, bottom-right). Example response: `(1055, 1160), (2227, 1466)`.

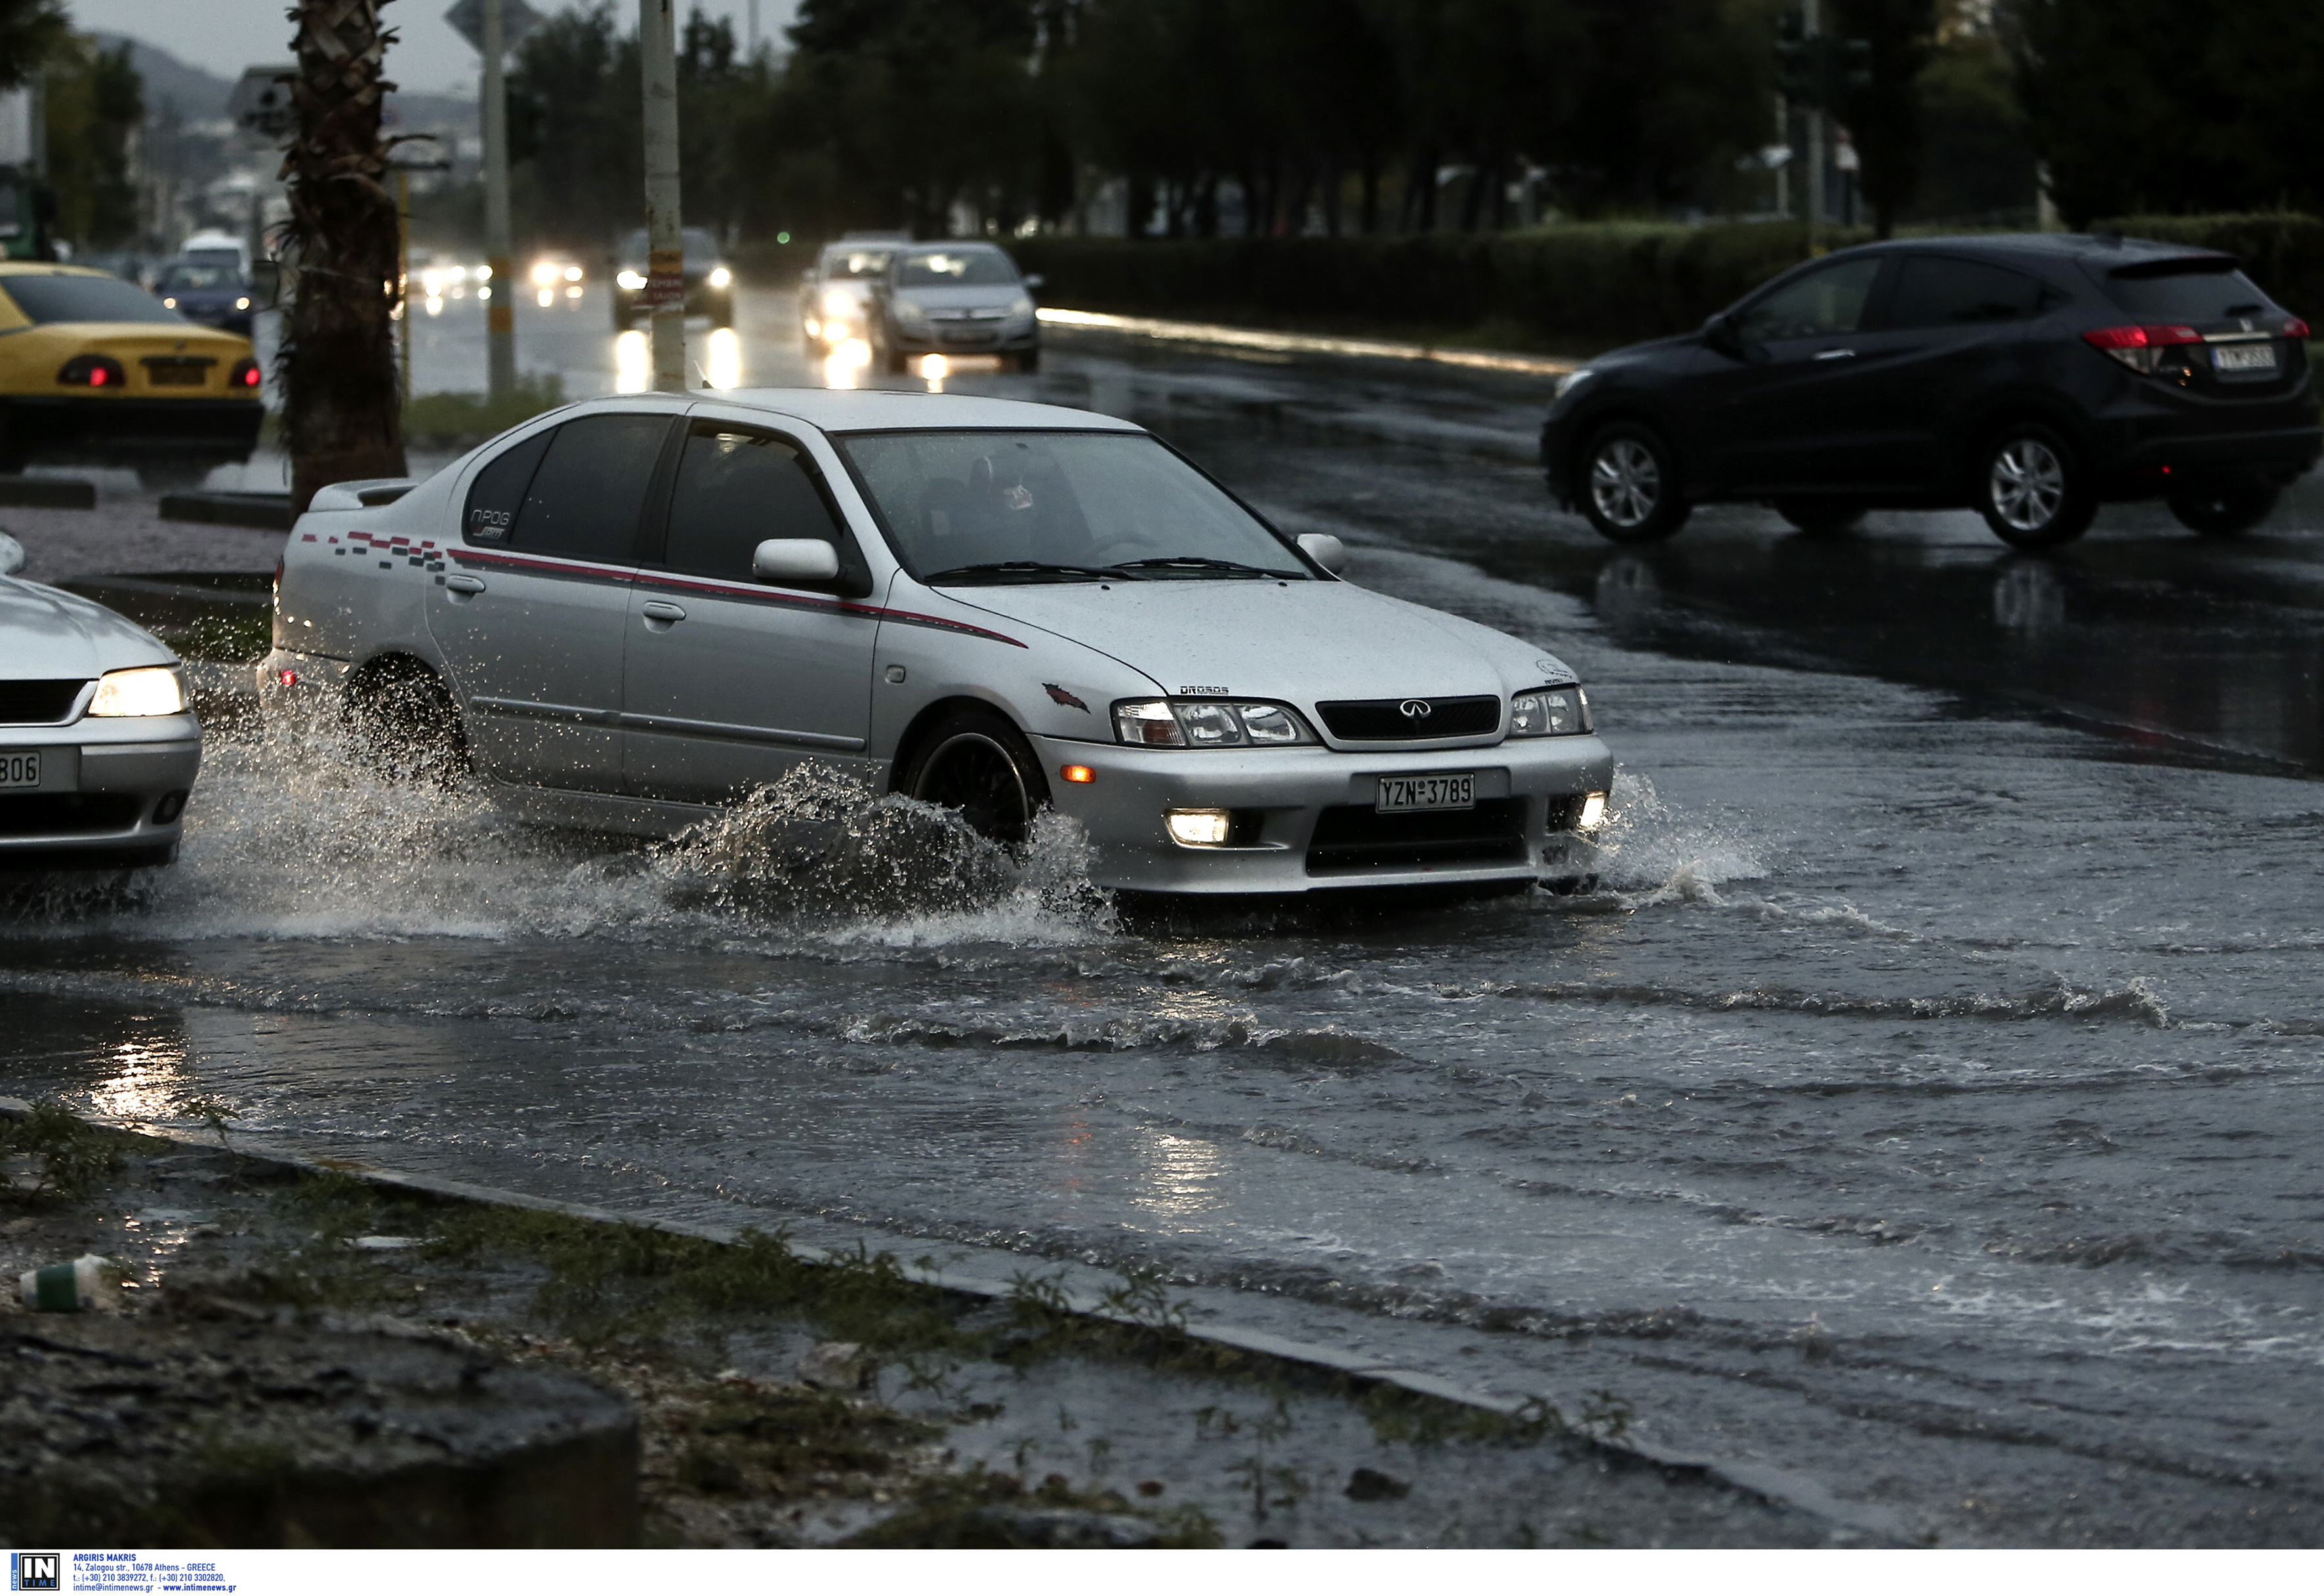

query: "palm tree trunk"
(282, 0), (406, 512)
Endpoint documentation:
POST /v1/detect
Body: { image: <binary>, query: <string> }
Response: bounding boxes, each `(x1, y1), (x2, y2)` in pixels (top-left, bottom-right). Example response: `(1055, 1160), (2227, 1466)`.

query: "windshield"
(895, 249), (1019, 289)
(2, 272), (186, 326)
(822, 249), (892, 279)
(838, 430), (1311, 584)
(619, 228), (723, 268)
(159, 264), (243, 292)
(2100, 260), (2277, 321)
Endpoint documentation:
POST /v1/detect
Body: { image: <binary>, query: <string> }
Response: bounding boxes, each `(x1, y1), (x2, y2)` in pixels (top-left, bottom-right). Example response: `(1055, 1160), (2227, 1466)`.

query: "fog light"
(152, 790), (188, 824)
(1166, 808), (1233, 847)
(1060, 764), (1095, 785)
(1578, 792), (1608, 830)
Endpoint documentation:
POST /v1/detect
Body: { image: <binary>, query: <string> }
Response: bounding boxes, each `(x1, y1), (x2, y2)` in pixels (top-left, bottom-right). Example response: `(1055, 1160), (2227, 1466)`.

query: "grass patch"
(403, 373), (567, 449)
(1, 1099), (125, 1205)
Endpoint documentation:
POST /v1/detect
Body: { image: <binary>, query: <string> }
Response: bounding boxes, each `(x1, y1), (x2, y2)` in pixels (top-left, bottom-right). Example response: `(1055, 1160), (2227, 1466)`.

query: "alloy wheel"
(914, 731), (1032, 844)
(1988, 438), (2066, 533)
(1589, 438), (1662, 529)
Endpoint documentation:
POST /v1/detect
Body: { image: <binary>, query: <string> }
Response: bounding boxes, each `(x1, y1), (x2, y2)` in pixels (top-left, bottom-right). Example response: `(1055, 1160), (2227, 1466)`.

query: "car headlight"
(531, 261), (557, 285)
(235, 296), (251, 310)
(616, 270), (647, 291)
(892, 297), (929, 326)
(88, 666), (186, 718)
(707, 266), (732, 289)
(1553, 368), (1593, 401)
(1112, 698), (1316, 748)
(1008, 295), (1034, 317)
(1508, 685), (1591, 737)
(821, 288), (857, 317)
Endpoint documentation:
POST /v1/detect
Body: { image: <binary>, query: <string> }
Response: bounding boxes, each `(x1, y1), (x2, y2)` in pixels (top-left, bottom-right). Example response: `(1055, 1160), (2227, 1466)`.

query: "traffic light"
(1829, 37), (1873, 102)
(1775, 11), (1818, 104)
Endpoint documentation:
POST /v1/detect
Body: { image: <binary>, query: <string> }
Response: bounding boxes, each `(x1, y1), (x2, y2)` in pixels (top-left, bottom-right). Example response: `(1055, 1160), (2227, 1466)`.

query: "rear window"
(2, 272), (186, 326)
(1885, 256), (2052, 327)
(895, 249), (1019, 288)
(2098, 259), (2276, 321)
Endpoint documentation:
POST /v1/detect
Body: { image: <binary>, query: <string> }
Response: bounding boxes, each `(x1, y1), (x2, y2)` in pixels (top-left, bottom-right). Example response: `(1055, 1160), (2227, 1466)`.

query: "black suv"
(1540, 234), (2319, 548)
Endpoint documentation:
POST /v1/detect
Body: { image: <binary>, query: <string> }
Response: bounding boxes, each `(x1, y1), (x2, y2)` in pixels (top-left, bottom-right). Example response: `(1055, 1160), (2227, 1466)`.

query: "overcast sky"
(66, 0), (802, 98)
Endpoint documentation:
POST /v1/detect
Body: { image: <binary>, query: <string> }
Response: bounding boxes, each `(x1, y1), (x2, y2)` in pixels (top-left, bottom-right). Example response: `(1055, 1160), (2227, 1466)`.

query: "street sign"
(226, 65), (298, 142)
(444, 0), (542, 56)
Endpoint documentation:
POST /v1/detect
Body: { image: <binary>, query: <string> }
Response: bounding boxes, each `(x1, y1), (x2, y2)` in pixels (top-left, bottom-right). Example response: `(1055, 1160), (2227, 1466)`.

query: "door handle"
(1814, 348), (1857, 360)
(641, 600), (687, 624)
(444, 573), (487, 594)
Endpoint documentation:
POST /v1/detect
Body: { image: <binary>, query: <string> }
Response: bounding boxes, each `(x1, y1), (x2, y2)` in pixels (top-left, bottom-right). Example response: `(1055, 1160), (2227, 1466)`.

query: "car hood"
(891, 284), (1027, 312)
(0, 577), (173, 681)
(946, 579), (1576, 703)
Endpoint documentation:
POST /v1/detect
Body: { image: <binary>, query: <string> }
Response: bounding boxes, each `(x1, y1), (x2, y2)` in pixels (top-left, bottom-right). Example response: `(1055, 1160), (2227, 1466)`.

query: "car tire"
(1773, 498), (1865, 537)
(1578, 423), (1691, 544)
(899, 706), (1050, 848)
(2166, 475), (2279, 540)
(345, 661), (469, 788)
(1975, 424), (2094, 550)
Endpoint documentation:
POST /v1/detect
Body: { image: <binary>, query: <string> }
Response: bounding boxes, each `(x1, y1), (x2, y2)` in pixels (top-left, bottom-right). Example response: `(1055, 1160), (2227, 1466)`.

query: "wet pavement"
(5, 284), (2323, 1545)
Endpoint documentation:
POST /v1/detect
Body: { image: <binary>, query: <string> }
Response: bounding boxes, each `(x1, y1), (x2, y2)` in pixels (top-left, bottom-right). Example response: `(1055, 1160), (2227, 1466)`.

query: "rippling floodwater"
(7, 339), (2323, 1545)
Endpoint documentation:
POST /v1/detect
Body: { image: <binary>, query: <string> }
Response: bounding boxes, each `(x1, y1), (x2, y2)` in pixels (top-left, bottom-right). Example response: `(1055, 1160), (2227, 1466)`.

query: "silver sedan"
(0, 533), (203, 868)
(260, 390), (1612, 896)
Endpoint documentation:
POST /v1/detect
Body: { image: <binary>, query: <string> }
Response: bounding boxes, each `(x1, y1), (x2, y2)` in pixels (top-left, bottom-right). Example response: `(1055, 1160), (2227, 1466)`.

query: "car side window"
(1733, 258), (1884, 342)
(662, 426), (847, 580)
(1886, 256), (2052, 328)
(510, 413), (673, 563)
(462, 427), (554, 544)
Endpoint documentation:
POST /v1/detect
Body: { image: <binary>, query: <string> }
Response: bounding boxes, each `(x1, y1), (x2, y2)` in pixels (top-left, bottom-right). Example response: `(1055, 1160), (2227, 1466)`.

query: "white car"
(260, 390), (1613, 896)
(0, 533), (202, 868)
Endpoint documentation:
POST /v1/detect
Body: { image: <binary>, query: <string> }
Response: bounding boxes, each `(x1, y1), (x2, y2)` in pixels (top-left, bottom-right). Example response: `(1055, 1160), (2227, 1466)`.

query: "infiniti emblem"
(1399, 699), (1432, 719)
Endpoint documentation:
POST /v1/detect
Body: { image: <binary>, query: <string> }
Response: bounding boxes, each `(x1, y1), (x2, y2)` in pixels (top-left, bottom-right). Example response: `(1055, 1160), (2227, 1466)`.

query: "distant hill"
(94, 33), (476, 134)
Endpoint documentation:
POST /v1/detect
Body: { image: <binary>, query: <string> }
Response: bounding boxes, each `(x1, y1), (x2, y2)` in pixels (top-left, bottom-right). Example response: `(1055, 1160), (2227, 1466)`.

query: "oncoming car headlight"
(616, 269), (647, 291)
(1508, 685), (1591, 737)
(88, 666), (186, 718)
(1113, 698), (1316, 748)
(707, 266), (733, 289)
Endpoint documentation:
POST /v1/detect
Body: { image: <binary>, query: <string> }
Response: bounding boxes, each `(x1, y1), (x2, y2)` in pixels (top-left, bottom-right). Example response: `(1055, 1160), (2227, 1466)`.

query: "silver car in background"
(798, 234), (903, 353)
(869, 243), (1043, 374)
(260, 390), (1612, 897)
(0, 533), (202, 868)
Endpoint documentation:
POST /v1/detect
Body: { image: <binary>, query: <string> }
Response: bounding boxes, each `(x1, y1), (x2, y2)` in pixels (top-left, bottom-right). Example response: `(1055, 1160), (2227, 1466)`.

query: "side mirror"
(250, 260), (283, 308)
(1701, 312), (1741, 358)
(1296, 532), (1345, 574)
(753, 538), (841, 584)
(1021, 273), (1046, 292)
(0, 531), (23, 577)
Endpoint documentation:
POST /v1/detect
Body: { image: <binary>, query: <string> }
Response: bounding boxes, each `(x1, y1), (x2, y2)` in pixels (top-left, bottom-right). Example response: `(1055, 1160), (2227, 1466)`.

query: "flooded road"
(6, 286), (2323, 1544)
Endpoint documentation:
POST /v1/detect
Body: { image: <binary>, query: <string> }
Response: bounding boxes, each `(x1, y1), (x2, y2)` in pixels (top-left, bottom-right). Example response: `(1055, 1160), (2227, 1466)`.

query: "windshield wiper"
(1111, 556), (1298, 579)
(922, 560), (1139, 584)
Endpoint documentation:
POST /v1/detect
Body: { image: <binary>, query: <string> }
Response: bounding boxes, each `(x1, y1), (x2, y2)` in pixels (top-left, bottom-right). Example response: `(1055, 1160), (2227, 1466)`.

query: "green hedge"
(2089, 213), (2324, 319)
(1011, 213), (2324, 352)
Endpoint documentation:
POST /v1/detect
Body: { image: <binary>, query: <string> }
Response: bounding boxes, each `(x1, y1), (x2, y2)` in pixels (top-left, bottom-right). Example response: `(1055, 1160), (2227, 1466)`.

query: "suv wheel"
(2167, 474), (2279, 540)
(1579, 424), (1691, 544)
(1976, 424), (2094, 550)
(1773, 499), (1865, 538)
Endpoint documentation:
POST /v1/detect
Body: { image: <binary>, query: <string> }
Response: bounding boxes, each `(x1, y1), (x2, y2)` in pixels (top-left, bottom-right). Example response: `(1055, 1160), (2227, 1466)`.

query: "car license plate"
(145, 360), (209, 386)
(1377, 773), (1473, 813)
(2213, 342), (2277, 374)
(0, 750), (39, 788)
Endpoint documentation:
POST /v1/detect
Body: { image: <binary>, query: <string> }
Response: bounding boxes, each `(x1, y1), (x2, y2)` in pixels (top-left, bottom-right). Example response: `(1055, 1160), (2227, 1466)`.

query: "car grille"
(1315, 695), (1500, 741)
(0, 794), (142, 836)
(1305, 798), (1527, 875)
(0, 680), (89, 724)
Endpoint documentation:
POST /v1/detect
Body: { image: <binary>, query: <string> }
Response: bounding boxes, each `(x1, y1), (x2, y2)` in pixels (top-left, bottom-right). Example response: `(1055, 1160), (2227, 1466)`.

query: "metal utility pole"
(481, 0), (516, 403)
(1803, 0), (1825, 253)
(640, 0), (684, 392)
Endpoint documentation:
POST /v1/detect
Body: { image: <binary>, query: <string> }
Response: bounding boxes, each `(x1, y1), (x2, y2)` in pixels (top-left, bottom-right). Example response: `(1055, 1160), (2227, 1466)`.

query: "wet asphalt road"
(6, 285), (2324, 1545)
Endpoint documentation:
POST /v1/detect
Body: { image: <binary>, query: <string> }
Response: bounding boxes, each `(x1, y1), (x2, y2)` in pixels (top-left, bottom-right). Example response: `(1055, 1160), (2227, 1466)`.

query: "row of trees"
(0, 0), (144, 253)
(495, 0), (2321, 255)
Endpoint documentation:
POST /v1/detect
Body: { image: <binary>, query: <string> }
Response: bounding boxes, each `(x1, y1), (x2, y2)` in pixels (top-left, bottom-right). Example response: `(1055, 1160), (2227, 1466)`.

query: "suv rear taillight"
(57, 354), (127, 388)
(2082, 324), (2205, 375)
(230, 356), (262, 390)
(2286, 318), (2312, 340)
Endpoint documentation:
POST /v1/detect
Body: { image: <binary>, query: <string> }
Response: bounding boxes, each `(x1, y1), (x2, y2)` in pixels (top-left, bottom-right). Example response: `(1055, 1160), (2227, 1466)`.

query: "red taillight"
(2084, 323), (2205, 375)
(56, 354), (127, 388)
(231, 357), (262, 389)
(2288, 318), (2312, 340)
(276, 668), (298, 688)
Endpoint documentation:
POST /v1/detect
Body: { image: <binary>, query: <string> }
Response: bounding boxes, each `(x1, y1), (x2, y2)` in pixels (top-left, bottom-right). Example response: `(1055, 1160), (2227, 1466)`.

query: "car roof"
(672, 388), (1145, 434)
(1842, 232), (2234, 268)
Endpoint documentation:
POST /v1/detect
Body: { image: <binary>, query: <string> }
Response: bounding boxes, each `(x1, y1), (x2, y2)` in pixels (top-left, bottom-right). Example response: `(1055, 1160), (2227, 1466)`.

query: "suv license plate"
(0, 750), (40, 788)
(2214, 343), (2277, 373)
(1377, 773), (1473, 813)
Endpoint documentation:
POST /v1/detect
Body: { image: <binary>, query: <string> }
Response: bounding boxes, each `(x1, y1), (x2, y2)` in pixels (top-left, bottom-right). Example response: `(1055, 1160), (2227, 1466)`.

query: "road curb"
(47, 1105), (1898, 1542)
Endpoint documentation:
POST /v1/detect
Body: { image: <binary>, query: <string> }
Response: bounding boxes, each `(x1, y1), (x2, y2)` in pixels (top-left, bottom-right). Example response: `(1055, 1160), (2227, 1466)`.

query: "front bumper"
(1034, 732), (1615, 894)
(887, 322), (1039, 358)
(0, 396), (264, 464)
(0, 711), (201, 867)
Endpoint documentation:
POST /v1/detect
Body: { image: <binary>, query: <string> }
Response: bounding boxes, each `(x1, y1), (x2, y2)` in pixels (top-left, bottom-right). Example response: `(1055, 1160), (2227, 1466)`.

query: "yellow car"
(0, 261), (264, 483)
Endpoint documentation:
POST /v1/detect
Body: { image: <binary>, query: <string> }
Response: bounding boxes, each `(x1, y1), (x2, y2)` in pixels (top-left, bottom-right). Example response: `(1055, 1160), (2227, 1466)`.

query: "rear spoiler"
(306, 478), (418, 512)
